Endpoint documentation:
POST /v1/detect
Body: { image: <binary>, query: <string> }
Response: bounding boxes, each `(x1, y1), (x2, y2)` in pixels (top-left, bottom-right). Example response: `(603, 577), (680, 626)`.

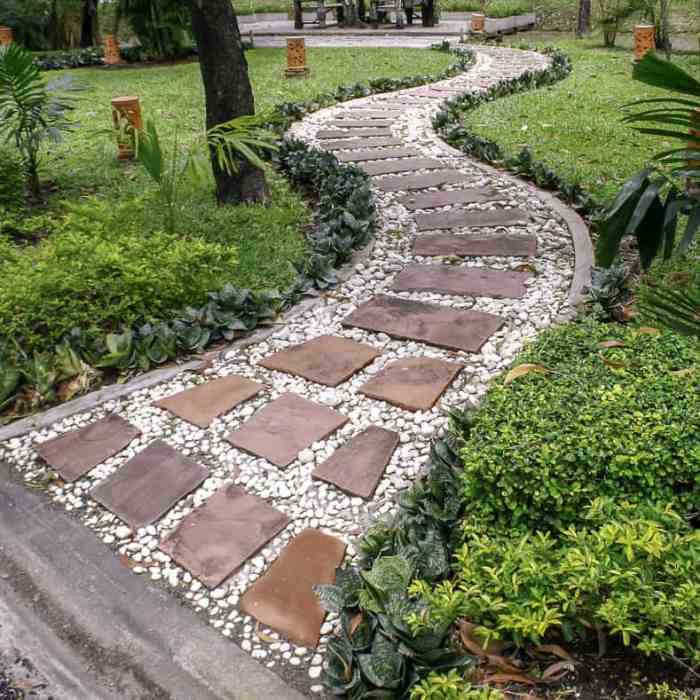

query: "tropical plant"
(114, 0), (191, 59)
(0, 42), (80, 198)
(597, 52), (700, 270)
(134, 116), (278, 233)
(639, 280), (700, 336)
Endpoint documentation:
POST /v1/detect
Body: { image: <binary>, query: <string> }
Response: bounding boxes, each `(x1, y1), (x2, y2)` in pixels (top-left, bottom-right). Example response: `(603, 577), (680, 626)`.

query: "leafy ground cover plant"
(454, 320), (700, 532)
(411, 499), (700, 667)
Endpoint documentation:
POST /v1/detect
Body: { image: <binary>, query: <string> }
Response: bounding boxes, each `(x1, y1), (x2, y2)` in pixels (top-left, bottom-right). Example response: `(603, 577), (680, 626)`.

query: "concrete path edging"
(0, 460), (306, 700)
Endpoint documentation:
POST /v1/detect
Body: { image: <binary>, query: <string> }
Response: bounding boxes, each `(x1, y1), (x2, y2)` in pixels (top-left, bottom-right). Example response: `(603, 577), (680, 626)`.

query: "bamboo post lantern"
(470, 13), (485, 32)
(103, 34), (123, 65)
(285, 37), (309, 77)
(111, 96), (143, 161)
(633, 24), (655, 62)
(0, 27), (13, 45)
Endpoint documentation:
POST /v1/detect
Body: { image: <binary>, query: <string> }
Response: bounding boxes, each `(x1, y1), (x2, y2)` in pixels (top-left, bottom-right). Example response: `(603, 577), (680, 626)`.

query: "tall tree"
(576, 0), (591, 36)
(187, 0), (268, 204)
(80, 0), (100, 46)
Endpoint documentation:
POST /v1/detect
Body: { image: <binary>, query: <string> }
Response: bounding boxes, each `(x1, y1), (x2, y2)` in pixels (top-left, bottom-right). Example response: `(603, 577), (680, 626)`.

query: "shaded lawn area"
(1, 47), (454, 353)
(464, 39), (699, 204)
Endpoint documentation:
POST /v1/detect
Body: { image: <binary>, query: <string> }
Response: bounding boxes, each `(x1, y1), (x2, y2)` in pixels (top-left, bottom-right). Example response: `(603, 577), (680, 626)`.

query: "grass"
(463, 38), (699, 203)
(1, 47), (455, 353)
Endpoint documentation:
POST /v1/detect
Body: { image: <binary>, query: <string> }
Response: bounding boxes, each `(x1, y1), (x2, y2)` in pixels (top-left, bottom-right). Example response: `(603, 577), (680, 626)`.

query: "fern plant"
(0, 42), (80, 198)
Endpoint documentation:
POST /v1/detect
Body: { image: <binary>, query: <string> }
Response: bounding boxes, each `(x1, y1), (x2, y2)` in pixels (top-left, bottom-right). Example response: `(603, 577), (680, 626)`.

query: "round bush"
(458, 321), (700, 531)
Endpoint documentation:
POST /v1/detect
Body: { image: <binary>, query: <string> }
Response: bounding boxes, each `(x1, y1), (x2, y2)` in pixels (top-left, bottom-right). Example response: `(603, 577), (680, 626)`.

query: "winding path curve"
(0, 46), (591, 696)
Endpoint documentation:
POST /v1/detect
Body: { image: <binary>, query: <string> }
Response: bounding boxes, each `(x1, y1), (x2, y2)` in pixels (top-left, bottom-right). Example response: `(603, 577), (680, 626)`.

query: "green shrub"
(0, 146), (25, 211)
(486, 0), (532, 17)
(410, 671), (505, 700)
(412, 499), (700, 666)
(0, 196), (238, 350)
(456, 320), (700, 531)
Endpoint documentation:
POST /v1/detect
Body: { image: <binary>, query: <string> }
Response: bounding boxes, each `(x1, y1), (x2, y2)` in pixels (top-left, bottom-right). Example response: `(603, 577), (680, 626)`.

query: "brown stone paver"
(373, 169), (471, 192)
(155, 375), (264, 429)
(225, 394), (348, 468)
(413, 232), (538, 257)
(159, 484), (289, 589)
(312, 426), (399, 498)
(337, 146), (419, 162)
(335, 110), (404, 119)
(398, 187), (503, 210)
(391, 263), (531, 299)
(240, 529), (346, 647)
(326, 119), (394, 128)
(316, 127), (393, 139)
(91, 439), (208, 529)
(361, 158), (443, 176)
(324, 136), (404, 150)
(342, 295), (504, 353)
(359, 358), (462, 411)
(259, 335), (380, 387)
(415, 208), (529, 231)
(35, 414), (141, 483)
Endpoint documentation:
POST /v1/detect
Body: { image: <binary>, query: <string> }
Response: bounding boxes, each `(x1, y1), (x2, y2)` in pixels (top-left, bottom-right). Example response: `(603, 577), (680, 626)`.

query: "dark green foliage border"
(0, 46), (475, 420)
(432, 47), (602, 217)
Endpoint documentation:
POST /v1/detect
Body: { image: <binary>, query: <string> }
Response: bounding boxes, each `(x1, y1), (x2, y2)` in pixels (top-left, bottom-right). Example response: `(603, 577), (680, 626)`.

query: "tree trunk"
(576, 0), (591, 37)
(188, 0), (269, 205)
(80, 0), (100, 47)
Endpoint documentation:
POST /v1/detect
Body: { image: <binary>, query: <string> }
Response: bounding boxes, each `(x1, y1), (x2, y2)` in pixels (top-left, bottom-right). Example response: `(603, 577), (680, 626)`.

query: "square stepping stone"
(326, 119), (393, 128)
(35, 413), (140, 483)
(91, 439), (208, 529)
(415, 208), (529, 232)
(224, 394), (348, 468)
(336, 109), (403, 119)
(240, 529), (346, 647)
(342, 295), (504, 353)
(391, 264), (531, 299)
(373, 170), (470, 192)
(398, 187), (502, 210)
(337, 147), (419, 163)
(359, 358), (462, 411)
(155, 375), (264, 429)
(324, 136), (404, 150)
(316, 128), (393, 139)
(413, 232), (538, 258)
(259, 335), (380, 387)
(362, 158), (443, 177)
(312, 426), (399, 498)
(159, 484), (289, 589)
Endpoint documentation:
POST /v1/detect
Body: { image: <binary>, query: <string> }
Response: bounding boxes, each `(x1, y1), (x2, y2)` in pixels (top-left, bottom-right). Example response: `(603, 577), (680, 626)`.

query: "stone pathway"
(0, 46), (587, 695)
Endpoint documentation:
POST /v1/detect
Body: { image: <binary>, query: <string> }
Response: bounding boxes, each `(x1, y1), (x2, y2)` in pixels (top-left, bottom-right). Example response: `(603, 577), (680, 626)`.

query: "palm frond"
(639, 283), (700, 337)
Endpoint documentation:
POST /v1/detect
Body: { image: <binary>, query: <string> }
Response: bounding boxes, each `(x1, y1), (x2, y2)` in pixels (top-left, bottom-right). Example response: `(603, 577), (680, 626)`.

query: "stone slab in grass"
(373, 169), (471, 192)
(415, 208), (529, 231)
(391, 263), (531, 299)
(398, 187), (503, 210)
(324, 136), (404, 150)
(325, 119), (394, 128)
(159, 484), (289, 589)
(240, 529), (346, 648)
(412, 232), (538, 258)
(91, 439), (207, 529)
(337, 147), (419, 163)
(259, 335), (380, 387)
(312, 426), (399, 498)
(316, 128), (394, 139)
(224, 393), (348, 468)
(35, 413), (141, 483)
(361, 158), (443, 176)
(342, 294), (504, 353)
(155, 375), (264, 429)
(359, 357), (462, 411)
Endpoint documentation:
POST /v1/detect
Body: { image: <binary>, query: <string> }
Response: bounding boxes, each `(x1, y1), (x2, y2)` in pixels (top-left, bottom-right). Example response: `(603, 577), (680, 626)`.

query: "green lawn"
(464, 39), (698, 204)
(1, 47), (454, 353)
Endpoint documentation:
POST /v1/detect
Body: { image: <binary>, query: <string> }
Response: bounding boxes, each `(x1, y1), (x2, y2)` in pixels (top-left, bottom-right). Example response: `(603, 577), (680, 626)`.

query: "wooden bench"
(292, 0), (346, 28)
(368, 0), (437, 27)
